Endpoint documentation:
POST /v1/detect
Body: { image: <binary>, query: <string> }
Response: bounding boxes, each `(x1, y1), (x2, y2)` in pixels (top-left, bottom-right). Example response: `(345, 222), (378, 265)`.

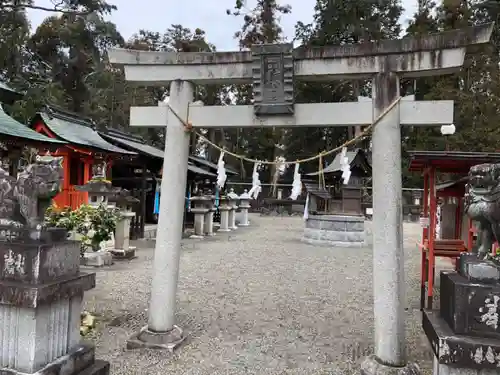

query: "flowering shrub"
(74, 204), (121, 252)
(44, 204), (76, 231)
(486, 248), (500, 264)
(45, 203), (121, 254)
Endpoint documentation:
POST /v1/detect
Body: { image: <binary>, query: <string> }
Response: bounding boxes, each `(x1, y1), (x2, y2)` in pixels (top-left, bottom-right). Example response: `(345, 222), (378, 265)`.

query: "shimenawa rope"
(167, 96), (402, 166)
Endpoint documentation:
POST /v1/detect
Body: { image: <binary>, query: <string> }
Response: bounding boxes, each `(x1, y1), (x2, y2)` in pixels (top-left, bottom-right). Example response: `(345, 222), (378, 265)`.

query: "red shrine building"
(30, 105), (136, 210)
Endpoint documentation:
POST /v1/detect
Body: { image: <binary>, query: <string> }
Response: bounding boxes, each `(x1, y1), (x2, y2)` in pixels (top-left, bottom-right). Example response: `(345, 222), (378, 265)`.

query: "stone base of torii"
(108, 23), (495, 375)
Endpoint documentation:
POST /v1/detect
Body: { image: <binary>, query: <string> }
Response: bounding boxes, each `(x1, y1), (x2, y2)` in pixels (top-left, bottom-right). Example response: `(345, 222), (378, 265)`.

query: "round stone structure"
(302, 214), (366, 247)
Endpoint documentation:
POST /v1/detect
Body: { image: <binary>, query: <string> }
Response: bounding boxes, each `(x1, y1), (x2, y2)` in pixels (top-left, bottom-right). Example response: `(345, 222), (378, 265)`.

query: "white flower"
(87, 229), (95, 239)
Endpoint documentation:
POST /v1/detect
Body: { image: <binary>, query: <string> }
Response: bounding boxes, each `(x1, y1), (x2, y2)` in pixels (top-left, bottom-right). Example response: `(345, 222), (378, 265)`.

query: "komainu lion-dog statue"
(465, 163), (500, 258)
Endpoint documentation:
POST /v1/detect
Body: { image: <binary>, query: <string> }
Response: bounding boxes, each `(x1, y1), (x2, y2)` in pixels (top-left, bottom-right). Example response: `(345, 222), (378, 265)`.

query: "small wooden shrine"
(408, 150), (500, 310)
(306, 148), (371, 215)
(99, 128), (218, 237)
(30, 105), (136, 210)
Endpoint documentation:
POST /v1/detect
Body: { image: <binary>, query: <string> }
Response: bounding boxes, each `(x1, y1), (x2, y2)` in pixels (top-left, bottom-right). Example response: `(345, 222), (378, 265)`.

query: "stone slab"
(0, 272), (95, 308)
(110, 247), (136, 260)
(81, 252), (113, 267)
(301, 237), (365, 248)
(0, 343), (103, 375)
(305, 215), (365, 232)
(302, 227), (366, 248)
(0, 240), (80, 284)
(423, 309), (500, 369)
(361, 355), (421, 375)
(127, 325), (186, 351)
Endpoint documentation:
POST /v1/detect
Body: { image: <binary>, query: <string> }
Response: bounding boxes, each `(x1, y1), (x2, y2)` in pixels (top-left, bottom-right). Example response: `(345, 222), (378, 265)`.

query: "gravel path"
(83, 215), (435, 375)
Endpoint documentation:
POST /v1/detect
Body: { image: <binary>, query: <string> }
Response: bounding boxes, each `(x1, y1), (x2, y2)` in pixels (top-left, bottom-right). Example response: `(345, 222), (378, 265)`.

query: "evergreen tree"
(284, 0), (403, 177)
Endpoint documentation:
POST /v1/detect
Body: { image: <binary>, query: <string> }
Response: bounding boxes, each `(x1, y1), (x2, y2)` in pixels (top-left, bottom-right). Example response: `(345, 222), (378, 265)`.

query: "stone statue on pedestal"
(0, 154), (109, 374)
(465, 163), (500, 258)
(0, 154), (63, 237)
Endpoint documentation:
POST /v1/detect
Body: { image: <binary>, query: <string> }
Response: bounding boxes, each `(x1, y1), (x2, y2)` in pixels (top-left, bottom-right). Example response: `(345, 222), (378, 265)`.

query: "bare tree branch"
(1, 2), (91, 15)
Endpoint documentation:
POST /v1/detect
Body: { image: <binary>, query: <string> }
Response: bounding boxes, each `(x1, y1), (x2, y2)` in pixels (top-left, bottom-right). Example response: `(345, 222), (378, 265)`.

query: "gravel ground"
(83, 215), (436, 375)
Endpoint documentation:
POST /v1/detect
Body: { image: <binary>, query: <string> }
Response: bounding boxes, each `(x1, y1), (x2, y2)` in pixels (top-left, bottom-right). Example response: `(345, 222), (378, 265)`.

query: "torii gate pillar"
(109, 23), (494, 374)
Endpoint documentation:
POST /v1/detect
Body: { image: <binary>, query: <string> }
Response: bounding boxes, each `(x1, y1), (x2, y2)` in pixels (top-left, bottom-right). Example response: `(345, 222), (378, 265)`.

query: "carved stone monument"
(0, 156), (109, 375)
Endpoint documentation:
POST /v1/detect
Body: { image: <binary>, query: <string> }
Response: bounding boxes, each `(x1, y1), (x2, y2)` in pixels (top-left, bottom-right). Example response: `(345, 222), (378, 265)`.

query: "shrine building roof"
(408, 150), (500, 174)
(188, 154), (238, 175)
(307, 148), (371, 177)
(32, 105), (136, 155)
(99, 129), (164, 159)
(0, 82), (23, 105)
(0, 105), (65, 144)
(101, 129), (217, 177)
(302, 181), (332, 200)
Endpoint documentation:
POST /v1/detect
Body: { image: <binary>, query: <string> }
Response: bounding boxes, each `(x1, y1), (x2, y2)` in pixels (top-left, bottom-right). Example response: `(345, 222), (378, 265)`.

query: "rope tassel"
(340, 147), (351, 185)
(216, 151), (227, 189)
(290, 163), (302, 200)
(248, 162), (262, 199)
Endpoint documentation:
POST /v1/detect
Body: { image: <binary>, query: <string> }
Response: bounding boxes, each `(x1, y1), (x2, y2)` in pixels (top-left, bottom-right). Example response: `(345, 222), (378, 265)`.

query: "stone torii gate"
(109, 24), (493, 374)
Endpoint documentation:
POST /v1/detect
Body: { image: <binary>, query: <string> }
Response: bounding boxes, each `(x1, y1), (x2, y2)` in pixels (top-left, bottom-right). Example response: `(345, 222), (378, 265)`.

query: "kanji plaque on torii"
(251, 43), (294, 116)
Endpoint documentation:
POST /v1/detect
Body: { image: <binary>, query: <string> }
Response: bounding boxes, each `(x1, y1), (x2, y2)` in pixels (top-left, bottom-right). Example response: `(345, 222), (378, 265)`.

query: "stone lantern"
(227, 188), (239, 230)
(109, 190), (139, 259)
(74, 161), (121, 266)
(218, 196), (232, 232)
(238, 189), (251, 227)
(190, 195), (213, 237)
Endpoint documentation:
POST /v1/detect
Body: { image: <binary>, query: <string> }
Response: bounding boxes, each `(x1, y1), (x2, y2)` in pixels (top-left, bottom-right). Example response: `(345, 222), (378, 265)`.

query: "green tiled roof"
(0, 82), (20, 95)
(0, 106), (65, 144)
(187, 162), (216, 177)
(100, 132), (164, 159)
(100, 130), (216, 177)
(0, 82), (24, 105)
(39, 113), (136, 155)
(189, 154), (238, 175)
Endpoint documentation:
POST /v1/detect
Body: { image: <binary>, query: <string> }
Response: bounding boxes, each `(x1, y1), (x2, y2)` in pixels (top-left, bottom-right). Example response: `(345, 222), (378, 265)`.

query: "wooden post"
(428, 167), (437, 309)
(140, 161), (147, 238)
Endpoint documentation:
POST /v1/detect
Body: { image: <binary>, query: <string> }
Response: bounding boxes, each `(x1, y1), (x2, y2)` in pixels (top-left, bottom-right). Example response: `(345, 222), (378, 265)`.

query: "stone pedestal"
(239, 190), (251, 227)
(0, 229), (108, 375)
(422, 254), (500, 375)
(218, 198), (231, 232)
(82, 250), (113, 267)
(111, 211), (137, 259)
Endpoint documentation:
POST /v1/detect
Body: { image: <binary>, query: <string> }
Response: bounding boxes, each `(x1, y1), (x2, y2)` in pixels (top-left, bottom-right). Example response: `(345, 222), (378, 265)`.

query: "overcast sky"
(27, 0), (420, 51)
